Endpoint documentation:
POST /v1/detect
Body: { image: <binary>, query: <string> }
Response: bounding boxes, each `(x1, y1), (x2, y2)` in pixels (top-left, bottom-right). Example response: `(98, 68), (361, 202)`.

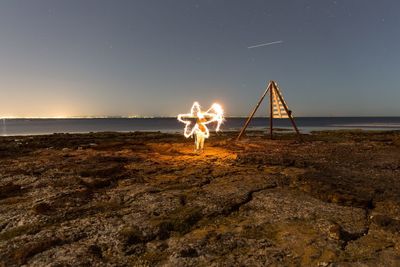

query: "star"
(177, 102), (224, 138)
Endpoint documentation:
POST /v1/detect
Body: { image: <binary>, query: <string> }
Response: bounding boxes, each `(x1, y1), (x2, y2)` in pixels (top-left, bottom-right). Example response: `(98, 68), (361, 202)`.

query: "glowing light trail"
(177, 102), (224, 151)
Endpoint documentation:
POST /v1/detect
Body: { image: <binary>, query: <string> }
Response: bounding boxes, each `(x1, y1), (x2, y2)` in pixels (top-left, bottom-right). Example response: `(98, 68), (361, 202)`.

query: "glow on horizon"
(0, 114), (71, 119)
(0, 115), (154, 119)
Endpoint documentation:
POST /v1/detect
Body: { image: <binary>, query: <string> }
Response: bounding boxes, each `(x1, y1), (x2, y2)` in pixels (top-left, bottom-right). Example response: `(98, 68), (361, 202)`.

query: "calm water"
(1, 117), (400, 136)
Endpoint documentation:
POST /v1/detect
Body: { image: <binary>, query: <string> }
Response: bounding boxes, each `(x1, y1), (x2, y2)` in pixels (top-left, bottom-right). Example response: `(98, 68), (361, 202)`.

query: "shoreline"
(2, 117), (400, 137)
(1, 128), (399, 138)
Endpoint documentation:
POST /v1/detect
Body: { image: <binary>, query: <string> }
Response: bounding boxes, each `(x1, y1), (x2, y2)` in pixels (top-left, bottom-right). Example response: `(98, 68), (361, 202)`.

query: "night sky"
(1, 0), (399, 117)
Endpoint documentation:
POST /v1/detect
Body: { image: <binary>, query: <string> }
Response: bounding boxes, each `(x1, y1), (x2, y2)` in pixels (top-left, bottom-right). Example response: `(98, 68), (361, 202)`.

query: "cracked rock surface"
(0, 131), (400, 266)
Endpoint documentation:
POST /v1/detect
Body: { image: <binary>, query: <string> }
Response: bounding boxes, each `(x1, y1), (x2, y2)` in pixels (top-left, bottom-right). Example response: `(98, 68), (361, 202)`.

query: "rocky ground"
(0, 130), (399, 266)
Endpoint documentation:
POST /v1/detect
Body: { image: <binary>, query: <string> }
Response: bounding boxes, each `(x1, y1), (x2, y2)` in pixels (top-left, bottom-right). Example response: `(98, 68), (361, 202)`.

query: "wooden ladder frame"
(237, 80), (301, 141)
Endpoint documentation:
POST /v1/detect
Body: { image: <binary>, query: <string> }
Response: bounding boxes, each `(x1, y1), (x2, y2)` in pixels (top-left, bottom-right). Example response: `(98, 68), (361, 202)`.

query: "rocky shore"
(0, 130), (399, 266)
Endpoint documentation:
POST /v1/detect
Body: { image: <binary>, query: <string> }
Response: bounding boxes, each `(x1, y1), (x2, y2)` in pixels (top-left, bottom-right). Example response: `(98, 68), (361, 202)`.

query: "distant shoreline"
(1, 116), (400, 120)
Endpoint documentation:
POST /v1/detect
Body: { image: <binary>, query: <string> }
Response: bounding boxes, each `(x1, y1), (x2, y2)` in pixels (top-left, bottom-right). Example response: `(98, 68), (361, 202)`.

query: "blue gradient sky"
(0, 0), (399, 117)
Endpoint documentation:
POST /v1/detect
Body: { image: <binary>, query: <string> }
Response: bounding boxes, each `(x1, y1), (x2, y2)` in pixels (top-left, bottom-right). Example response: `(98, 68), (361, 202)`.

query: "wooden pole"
(237, 82), (271, 140)
(272, 81), (302, 140)
(269, 82), (274, 139)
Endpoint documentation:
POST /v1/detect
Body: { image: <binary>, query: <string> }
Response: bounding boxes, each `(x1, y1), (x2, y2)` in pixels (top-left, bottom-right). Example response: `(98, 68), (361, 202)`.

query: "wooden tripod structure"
(237, 81), (301, 140)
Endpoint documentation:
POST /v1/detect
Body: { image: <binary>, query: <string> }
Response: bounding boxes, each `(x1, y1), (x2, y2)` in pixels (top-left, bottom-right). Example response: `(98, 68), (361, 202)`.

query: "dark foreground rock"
(0, 130), (399, 266)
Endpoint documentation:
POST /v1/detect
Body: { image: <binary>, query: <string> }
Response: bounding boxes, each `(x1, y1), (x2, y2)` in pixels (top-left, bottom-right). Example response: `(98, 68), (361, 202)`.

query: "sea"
(1, 117), (400, 136)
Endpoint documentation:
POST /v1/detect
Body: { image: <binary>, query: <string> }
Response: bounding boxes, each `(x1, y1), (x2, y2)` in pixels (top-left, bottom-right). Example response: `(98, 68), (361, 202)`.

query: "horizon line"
(1, 115), (400, 119)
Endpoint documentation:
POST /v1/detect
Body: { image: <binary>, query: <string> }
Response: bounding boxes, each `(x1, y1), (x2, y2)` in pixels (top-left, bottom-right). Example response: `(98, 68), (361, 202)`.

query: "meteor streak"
(247, 40), (283, 49)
